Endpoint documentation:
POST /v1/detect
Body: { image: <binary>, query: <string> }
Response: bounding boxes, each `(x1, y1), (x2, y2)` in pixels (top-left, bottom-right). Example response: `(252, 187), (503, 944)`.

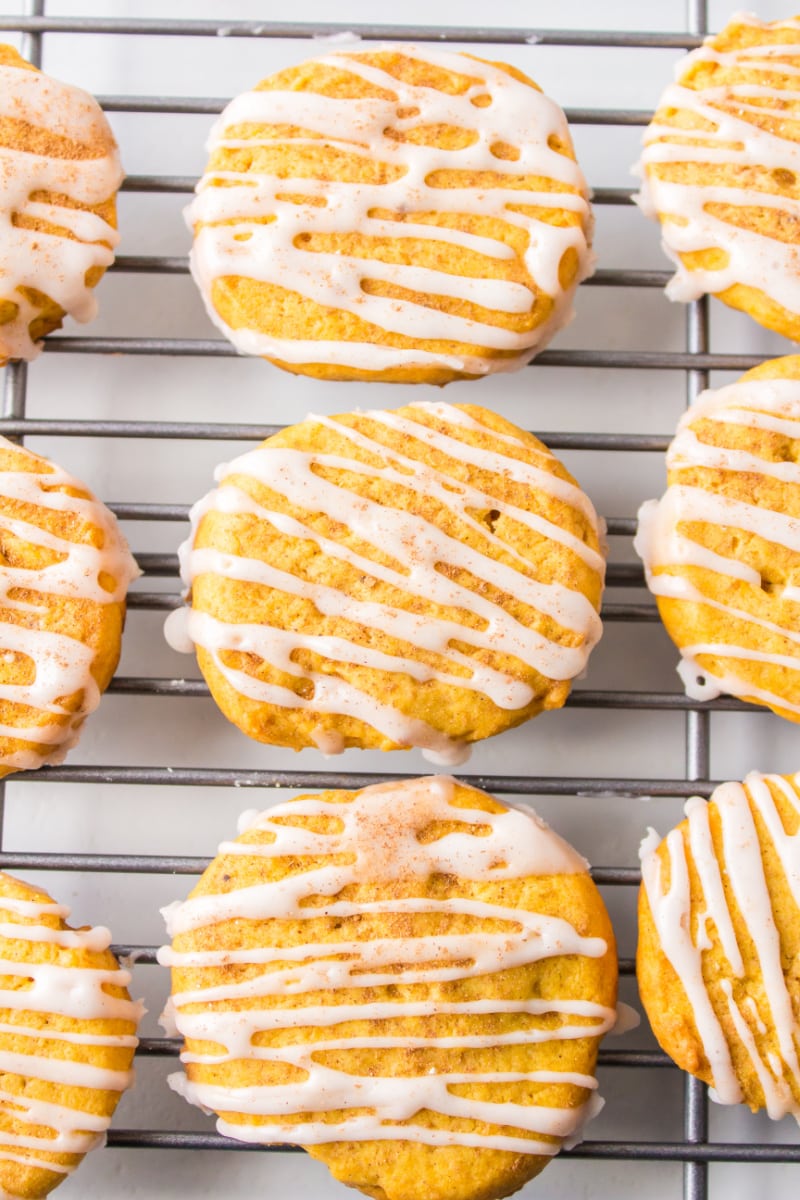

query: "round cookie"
(0, 44), (122, 363)
(635, 13), (800, 340)
(187, 43), (593, 384)
(165, 401), (605, 764)
(638, 771), (800, 1120)
(161, 775), (618, 1200)
(0, 871), (141, 1198)
(0, 436), (140, 776)
(636, 354), (800, 721)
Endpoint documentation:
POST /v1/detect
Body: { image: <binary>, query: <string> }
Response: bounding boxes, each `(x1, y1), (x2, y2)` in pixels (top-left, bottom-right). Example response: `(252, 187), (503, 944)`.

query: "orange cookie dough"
(636, 354), (800, 721)
(165, 401), (605, 764)
(638, 771), (800, 1121)
(635, 13), (800, 339)
(0, 437), (139, 777)
(0, 871), (141, 1198)
(0, 44), (122, 363)
(187, 43), (593, 384)
(162, 775), (618, 1200)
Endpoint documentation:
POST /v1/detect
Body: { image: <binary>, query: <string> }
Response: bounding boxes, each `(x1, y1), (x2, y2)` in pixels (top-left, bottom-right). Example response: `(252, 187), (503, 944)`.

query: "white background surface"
(0, 0), (799, 1196)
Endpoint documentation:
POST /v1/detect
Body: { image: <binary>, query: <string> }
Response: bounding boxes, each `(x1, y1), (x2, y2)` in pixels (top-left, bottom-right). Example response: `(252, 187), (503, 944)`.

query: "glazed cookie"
(187, 43), (593, 384)
(0, 871), (141, 1197)
(0, 437), (139, 776)
(161, 775), (618, 1200)
(639, 771), (800, 1121)
(636, 355), (800, 721)
(635, 14), (800, 339)
(0, 44), (122, 363)
(165, 401), (605, 764)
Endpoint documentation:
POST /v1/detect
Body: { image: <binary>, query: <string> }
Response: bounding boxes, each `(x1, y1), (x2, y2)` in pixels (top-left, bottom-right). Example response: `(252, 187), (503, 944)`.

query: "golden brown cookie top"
(0, 436), (139, 775)
(638, 771), (800, 1122)
(166, 400), (605, 762)
(636, 14), (800, 319)
(188, 42), (593, 381)
(636, 354), (800, 721)
(0, 871), (141, 1197)
(161, 775), (617, 1197)
(0, 42), (122, 363)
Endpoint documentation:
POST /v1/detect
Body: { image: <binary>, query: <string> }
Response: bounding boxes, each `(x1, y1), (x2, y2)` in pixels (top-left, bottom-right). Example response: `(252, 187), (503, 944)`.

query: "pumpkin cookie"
(161, 775), (618, 1200)
(0, 44), (122, 363)
(635, 13), (800, 339)
(187, 43), (593, 383)
(0, 871), (141, 1197)
(0, 437), (139, 776)
(636, 354), (800, 721)
(165, 401), (605, 764)
(639, 770), (800, 1121)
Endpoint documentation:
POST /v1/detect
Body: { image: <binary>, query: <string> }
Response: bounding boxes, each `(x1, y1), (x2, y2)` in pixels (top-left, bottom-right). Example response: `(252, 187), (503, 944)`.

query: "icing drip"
(0, 879), (142, 1183)
(161, 776), (614, 1153)
(640, 773), (800, 1121)
(0, 60), (122, 362)
(634, 376), (800, 714)
(635, 15), (800, 316)
(187, 43), (593, 375)
(611, 1002), (641, 1036)
(0, 438), (140, 771)
(165, 403), (604, 759)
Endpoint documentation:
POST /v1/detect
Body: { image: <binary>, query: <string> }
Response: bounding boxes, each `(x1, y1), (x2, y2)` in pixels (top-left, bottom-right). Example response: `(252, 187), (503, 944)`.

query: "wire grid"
(0, 1), (798, 1194)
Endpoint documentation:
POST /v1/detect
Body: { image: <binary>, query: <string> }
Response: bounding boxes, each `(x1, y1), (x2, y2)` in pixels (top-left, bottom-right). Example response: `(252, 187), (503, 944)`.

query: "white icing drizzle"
(187, 43), (593, 376)
(0, 59), (122, 362)
(0, 879), (142, 1184)
(635, 376), (800, 715)
(0, 437), (140, 772)
(640, 773), (800, 1120)
(635, 15), (800, 318)
(165, 403), (603, 760)
(162, 776), (614, 1153)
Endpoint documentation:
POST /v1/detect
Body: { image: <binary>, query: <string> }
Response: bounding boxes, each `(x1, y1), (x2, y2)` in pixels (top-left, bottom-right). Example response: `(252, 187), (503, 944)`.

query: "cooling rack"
(0, 1), (799, 1196)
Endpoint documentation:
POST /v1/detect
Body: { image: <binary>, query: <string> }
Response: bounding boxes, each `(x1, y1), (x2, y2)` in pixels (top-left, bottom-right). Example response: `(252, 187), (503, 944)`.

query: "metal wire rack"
(1, 1), (799, 1196)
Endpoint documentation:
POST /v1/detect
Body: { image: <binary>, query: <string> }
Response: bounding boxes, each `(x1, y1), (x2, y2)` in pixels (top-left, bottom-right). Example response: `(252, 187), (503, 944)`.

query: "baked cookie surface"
(638, 771), (800, 1121)
(636, 354), (800, 721)
(161, 775), (618, 1200)
(165, 401), (605, 764)
(635, 13), (800, 339)
(0, 871), (141, 1198)
(0, 437), (139, 776)
(187, 43), (593, 384)
(0, 43), (122, 363)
